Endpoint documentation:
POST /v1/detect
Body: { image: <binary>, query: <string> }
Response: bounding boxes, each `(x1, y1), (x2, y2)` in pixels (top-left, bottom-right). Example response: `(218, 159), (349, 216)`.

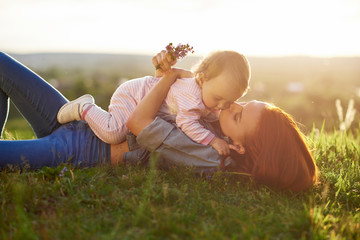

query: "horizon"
(1, 0), (360, 58)
(7, 51), (360, 59)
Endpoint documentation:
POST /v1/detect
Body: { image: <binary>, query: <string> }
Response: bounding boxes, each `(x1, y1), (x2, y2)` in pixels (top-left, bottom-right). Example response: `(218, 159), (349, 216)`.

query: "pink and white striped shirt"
(82, 76), (217, 145)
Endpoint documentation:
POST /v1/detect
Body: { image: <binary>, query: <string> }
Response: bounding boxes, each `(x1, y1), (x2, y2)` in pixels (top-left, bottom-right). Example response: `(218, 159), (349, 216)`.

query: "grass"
(2, 118), (35, 140)
(0, 124), (359, 239)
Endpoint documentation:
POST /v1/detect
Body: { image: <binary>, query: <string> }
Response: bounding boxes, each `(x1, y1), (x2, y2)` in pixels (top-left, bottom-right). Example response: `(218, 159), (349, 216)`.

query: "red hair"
(238, 105), (318, 192)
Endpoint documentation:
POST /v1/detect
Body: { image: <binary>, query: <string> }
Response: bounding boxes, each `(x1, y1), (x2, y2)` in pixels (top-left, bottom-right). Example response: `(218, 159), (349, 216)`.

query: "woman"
(0, 51), (317, 192)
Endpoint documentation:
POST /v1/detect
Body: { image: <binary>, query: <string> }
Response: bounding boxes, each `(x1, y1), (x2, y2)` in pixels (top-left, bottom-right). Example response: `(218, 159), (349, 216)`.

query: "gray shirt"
(123, 117), (234, 173)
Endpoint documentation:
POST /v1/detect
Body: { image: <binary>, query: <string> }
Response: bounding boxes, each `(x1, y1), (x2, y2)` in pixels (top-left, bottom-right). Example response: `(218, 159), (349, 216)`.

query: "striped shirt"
(82, 76), (216, 145)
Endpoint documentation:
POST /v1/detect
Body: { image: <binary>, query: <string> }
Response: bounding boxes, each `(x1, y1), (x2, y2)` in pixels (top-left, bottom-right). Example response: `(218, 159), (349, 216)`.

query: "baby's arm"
(176, 110), (230, 156)
(208, 137), (231, 156)
(176, 112), (215, 145)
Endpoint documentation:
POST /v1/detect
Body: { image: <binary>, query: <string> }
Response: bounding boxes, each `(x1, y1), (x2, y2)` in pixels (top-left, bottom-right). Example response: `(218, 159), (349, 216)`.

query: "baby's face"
(200, 71), (242, 111)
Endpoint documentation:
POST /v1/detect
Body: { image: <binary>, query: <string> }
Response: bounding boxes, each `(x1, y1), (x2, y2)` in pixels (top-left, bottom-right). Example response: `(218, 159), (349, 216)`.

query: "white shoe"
(57, 94), (95, 124)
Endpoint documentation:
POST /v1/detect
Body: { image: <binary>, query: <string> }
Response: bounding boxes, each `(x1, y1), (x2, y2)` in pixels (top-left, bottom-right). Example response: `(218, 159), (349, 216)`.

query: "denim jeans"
(0, 52), (110, 169)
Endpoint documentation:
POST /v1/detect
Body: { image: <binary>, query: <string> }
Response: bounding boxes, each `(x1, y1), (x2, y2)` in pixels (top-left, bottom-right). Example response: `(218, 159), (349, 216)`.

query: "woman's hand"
(152, 50), (177, 77)
(173, 68), (194, 79)
(152, 50), (194, 78)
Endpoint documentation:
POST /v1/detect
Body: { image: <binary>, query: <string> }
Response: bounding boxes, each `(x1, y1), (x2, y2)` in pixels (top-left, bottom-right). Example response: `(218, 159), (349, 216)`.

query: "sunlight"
(1, 0), (359, 56)
(209, 0), (360, 56)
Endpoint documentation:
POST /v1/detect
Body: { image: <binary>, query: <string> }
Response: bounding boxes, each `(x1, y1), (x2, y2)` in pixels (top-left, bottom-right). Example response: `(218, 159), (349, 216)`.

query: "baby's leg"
(0, 52), (68, 138)
(83, 78), (152, 144)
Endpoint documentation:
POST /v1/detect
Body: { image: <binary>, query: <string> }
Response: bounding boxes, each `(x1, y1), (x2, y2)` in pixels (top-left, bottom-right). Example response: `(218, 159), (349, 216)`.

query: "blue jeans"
(0, 52), (67, 137)
(0, 52), (110, 169)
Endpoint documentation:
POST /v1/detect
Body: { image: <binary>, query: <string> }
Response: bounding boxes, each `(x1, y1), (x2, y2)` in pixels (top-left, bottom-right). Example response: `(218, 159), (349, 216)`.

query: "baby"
(58, 49), (250, 155)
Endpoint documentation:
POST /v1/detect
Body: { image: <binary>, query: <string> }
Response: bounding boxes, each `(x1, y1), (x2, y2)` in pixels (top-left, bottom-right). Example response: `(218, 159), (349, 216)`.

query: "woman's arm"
(126, 69), (180, 136)
(126, 50), (194, 136)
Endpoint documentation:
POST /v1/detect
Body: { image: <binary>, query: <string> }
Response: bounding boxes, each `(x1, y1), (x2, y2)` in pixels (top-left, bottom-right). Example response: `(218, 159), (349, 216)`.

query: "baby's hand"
(209, 137), (230, 156)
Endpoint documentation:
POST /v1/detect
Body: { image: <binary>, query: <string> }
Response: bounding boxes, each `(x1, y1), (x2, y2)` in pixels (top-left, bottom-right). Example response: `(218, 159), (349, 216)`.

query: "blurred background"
(1, 0), (359, 138)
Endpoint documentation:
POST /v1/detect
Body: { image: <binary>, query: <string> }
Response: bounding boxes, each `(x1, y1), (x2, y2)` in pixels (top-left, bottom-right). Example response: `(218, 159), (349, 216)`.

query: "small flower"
(165, 42), (194, 60)
(156, 43), (194, 69)
(59, 166), (68, 177)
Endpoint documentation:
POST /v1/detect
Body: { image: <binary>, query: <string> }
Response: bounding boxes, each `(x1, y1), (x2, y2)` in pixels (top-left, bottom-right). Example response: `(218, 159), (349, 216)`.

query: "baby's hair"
(193, 51), (251, 97)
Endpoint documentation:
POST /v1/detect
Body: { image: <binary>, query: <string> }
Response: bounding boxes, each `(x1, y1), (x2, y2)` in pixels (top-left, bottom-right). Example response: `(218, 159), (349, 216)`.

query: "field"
(1, 53), (360, 239)
(0, 126), (359, 239)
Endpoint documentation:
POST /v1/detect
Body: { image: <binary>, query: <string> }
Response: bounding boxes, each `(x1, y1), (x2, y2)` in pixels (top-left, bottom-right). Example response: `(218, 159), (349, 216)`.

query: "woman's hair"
(239, 104), (318, 192)
(192, 51), (251, 97)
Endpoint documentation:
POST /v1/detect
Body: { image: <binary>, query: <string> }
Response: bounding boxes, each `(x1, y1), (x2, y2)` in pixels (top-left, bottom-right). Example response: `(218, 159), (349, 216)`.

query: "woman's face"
(219, 100), (266, 147)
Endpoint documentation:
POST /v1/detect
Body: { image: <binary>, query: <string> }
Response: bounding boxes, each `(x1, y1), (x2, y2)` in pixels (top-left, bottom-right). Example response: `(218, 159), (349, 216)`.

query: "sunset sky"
(1, 0), (359, 57)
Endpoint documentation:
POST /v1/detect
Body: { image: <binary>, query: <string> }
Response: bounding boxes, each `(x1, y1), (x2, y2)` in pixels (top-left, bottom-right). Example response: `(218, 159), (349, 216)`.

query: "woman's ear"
(229, 144), (246, 155)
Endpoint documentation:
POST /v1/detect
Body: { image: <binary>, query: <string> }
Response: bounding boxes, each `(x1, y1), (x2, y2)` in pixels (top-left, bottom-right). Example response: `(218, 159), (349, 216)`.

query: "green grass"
(3, 118), (35, 140)
(0, 125), (359, 239)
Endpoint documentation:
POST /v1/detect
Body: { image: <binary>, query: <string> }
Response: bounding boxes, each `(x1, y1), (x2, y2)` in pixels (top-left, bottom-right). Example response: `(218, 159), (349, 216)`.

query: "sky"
(1, 0), (360, 57)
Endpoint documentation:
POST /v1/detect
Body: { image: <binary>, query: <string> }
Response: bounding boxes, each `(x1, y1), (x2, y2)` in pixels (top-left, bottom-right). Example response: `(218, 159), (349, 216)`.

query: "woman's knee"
(0, 52), (7, 61)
